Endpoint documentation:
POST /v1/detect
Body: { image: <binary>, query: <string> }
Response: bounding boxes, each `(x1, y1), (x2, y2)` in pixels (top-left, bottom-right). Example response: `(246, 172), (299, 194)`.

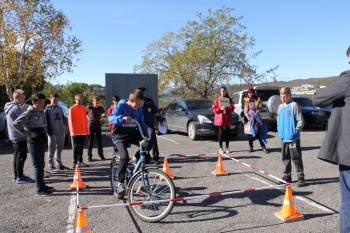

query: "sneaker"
(282, 175), (292, 184)
(44, 171), (51, 178)
(16, 175), (34, 184)
(117, 182), (126, 198)
(13, 176), (17, 182)
(249, 146), (253, 153)
(36, 190), (53, 196)
(297, 178), (306, 187)
(99, 154), (106, 160)
(44, 185), (56, 191)
(49, 166), (58, 173)
(225, 148), (230, 154)
(262, 148), (268, 154)
(87, 155), (93, 162)
(58, 164), (70, 170)
(219, 148), (224, 154)
(78, 162), (89, 167)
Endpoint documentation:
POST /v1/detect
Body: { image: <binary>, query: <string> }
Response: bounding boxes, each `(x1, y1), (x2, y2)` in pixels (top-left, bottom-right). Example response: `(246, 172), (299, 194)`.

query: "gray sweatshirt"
(4, 102), (26, 142)
(44, 105), (67, 135)
(13, 108), (47, 144)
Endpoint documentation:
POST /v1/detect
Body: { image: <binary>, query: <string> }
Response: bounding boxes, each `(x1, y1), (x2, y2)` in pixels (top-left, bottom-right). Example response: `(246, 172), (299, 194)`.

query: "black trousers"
(88, 128), (103, 156)
(114, 136), (152, 183)
(71, 135), (86, 164)
(281, 138), (304, 179)
(248, 134), (265, 149)
(218, 126), (230, 149)
(150, 128), (159, 161)
(12, 140), (28, 178)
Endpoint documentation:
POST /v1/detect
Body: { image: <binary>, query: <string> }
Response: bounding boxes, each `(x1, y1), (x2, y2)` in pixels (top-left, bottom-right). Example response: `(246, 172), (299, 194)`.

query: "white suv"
(231, 86), (281, 126)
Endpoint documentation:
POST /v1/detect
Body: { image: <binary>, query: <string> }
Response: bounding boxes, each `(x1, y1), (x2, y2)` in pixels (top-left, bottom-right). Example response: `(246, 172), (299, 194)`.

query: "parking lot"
(0, 129), (340, 233)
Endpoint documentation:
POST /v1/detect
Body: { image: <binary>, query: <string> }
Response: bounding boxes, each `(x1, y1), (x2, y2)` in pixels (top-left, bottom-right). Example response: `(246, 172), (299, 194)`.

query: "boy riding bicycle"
(108, 89), (153, 197)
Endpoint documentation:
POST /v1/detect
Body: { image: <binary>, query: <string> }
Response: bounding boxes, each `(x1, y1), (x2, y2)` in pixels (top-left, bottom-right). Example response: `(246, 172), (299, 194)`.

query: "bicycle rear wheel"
(127, 169), (175, 222)
(110, 156), (120, 197)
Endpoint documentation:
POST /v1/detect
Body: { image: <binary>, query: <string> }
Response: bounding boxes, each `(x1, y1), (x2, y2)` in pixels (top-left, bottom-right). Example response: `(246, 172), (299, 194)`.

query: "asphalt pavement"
(0, 129), (341, 233)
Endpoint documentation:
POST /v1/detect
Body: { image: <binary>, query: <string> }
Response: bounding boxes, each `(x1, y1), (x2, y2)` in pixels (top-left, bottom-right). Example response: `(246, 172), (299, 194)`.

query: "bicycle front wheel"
(127, 169), (175, 222)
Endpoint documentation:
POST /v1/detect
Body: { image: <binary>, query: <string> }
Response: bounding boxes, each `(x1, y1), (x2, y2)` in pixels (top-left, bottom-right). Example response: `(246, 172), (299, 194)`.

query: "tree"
(0, 0), (83, 101)
(134, 6), (278, 98)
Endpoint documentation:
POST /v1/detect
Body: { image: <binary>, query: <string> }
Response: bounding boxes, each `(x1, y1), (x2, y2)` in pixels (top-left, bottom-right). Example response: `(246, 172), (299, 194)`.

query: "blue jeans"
(27, 143), (46, 192)
(340, 164), (350, 233)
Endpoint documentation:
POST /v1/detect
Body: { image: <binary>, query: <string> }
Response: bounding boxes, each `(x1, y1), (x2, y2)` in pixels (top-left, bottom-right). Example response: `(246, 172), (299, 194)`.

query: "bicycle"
(110, 120), (176, 222)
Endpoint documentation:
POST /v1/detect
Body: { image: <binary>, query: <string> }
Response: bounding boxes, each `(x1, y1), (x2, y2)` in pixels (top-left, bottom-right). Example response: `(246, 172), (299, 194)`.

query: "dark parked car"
(292, 96), (327, 128)
(0, 108), (8, 139)
(161, 98), (242, 140)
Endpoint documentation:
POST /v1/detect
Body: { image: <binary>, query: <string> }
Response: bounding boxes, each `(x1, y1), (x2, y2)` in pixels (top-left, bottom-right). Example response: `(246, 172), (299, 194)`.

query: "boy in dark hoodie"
(4, 89), (33, 183)
(13, 93), (55, 196)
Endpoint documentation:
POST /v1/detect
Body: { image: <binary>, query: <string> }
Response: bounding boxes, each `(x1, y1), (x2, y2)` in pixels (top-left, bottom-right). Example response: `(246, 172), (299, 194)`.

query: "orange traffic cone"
(212, 154), (228, 176)
(70, 165), (87, 189)
(162, 157), (175, 179)
(75, 209), (91, 233)
(274, 185), (304, 222)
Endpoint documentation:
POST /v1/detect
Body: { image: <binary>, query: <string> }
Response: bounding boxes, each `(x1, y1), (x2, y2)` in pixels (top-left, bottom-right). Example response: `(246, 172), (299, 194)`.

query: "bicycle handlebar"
(131, 119), (151, 141)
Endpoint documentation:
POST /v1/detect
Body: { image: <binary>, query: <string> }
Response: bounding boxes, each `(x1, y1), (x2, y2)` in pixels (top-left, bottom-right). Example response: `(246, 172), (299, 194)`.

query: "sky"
(50, 0), (350, 86)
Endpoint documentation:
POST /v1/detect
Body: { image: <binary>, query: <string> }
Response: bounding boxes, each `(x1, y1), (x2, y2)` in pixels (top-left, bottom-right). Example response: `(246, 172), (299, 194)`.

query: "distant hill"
(158, 75), (340, 107)
(269, 76), (338, 88)
(228, 75), (339, 94)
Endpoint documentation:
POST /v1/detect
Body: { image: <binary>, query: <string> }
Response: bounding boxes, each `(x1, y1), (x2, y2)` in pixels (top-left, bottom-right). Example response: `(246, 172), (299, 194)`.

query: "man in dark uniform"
(137, 87), (164, 164)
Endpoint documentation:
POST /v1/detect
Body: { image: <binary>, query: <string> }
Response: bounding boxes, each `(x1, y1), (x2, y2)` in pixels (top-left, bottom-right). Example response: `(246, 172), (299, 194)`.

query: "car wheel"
(187, 122), (198, 141)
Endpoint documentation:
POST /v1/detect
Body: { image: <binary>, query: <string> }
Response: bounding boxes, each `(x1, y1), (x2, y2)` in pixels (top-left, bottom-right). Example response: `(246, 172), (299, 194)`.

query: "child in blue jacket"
(108, 89), (152, 198)
(277, 87), (305, 187)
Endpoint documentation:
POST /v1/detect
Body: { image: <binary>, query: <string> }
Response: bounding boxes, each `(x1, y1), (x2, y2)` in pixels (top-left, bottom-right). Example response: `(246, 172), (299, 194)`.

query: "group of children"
(213, 86), (306, 187)
(5, 85), (306, 197)
(5, 91), (108, 196)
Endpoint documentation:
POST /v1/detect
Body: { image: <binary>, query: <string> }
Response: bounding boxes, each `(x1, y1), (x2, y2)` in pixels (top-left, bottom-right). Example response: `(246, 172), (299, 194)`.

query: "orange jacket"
(68, 104), (90, 136)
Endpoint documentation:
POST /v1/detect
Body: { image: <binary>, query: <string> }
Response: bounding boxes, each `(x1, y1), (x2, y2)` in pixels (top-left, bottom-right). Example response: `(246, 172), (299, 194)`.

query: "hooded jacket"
(4, 102), (26, 142)
(44, 104), (67, 135)
(12, 108), (48, 144)
(108, 99), (148, 141)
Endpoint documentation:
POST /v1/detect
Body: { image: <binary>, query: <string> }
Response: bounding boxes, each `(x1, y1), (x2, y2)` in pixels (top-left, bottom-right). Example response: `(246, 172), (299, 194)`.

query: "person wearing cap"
(137, 87), (164, 164)
(313, 46), (350, 233)
(243, 87), (268, 153)
(108, 95), (120, 132)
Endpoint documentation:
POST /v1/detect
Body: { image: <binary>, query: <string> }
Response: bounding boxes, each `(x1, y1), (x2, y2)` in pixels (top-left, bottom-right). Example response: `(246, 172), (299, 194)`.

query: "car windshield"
(256, 89), (280, 101)
(186, 100), (213, 111)
(293, 98), (314, 107)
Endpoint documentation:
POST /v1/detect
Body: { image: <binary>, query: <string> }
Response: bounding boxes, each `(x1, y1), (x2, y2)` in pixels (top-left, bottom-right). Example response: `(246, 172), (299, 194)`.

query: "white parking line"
(157, 135), (180, 144)
(244, 174), (337, 214)
(66, 192), (77, 233)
